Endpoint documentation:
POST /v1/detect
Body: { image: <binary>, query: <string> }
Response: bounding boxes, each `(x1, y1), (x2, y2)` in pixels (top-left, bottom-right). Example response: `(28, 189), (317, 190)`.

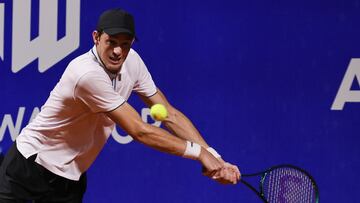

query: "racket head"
(259, 164), (319, 203)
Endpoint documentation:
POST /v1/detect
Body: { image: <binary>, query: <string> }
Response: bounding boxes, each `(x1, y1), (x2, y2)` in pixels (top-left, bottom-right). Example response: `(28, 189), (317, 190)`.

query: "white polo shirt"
(16, 46), (157, 181)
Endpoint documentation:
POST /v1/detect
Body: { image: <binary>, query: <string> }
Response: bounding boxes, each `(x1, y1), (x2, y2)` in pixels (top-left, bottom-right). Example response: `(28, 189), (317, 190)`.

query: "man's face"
(92, 31), (134, 73)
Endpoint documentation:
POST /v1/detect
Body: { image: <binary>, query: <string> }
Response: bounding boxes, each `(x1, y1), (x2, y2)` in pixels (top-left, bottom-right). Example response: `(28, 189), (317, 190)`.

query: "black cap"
(97, 8), (136, 37)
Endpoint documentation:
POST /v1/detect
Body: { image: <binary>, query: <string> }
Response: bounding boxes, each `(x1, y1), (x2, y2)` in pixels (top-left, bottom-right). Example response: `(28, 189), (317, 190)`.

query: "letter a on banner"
(332, 59), (360, 110)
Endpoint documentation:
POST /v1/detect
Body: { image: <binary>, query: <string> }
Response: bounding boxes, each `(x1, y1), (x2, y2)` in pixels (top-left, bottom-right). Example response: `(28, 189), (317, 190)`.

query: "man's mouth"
(109, 56), (121, 63)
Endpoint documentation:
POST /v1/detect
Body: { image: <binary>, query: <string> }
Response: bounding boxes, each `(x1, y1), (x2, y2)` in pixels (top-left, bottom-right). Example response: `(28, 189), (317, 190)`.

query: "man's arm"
(140, 89), (209, 147)
(106, 102), (223, 175)
(139, 89), (240, 184)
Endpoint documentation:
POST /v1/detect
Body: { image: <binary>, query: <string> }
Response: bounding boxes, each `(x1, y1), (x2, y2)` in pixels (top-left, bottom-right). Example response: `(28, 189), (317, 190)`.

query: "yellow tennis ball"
(150, 104), (168, 121)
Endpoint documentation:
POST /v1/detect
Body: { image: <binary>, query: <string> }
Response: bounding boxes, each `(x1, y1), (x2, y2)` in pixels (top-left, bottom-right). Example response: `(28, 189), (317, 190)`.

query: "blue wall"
(1, 0), (360, 202)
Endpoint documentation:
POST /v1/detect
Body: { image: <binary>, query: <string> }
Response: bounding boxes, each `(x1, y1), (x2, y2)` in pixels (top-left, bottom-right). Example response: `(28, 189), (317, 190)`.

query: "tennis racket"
(241, 164), (319, 203)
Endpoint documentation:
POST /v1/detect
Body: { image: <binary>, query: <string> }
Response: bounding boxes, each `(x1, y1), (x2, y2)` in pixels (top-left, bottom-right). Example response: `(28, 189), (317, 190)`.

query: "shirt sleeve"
(131, 50), (157, 97)
(74, 71), (125, 113)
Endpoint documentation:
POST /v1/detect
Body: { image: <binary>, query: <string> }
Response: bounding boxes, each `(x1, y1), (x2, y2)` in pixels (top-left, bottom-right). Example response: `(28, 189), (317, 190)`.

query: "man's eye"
(107, 40), (117, 46)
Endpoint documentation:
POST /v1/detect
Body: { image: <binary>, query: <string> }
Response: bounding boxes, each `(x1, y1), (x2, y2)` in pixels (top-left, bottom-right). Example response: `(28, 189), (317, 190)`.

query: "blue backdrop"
(1, 0), (360, 202)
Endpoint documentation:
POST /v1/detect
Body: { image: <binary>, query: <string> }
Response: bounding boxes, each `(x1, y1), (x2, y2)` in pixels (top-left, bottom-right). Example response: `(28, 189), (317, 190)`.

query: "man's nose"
(113, 46), (122, 55)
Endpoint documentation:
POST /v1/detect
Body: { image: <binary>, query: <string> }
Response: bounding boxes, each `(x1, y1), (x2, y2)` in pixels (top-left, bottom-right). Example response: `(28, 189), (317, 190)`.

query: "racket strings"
(263, 168), (317, 203)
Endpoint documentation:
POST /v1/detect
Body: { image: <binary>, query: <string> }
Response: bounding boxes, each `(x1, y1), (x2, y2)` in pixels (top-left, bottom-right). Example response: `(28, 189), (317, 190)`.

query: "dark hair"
(95, 29), (104, 38)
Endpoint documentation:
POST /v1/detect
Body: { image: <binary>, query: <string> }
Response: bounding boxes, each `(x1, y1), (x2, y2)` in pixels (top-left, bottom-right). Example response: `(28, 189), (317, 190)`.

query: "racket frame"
(240, 164), (319, 203)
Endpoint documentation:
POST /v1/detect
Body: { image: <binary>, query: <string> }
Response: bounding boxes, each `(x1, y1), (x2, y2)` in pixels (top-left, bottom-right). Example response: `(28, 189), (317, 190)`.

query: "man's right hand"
(199, 147), (239, 184)
(212, 162), (240, 184)
(199, 147), (223, 177)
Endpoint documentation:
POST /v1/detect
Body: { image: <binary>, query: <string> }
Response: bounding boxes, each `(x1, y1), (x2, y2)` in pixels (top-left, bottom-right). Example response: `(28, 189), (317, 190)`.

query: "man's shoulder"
(67, 50), (102, 73)
(61, 50), (104, 83)
(124, 48), (147, 70)
(69, 50), (97, 67)
(126, 48), (142, 62)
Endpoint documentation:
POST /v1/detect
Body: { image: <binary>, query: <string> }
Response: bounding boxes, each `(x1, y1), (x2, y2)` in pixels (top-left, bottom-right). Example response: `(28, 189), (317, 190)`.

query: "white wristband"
(206, 147), (221, 159)
(183, 141), (201, 159)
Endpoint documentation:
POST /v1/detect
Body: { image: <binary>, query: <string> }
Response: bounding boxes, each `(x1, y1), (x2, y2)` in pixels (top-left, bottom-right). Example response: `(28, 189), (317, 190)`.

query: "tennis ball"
(150, 104), (168, 121)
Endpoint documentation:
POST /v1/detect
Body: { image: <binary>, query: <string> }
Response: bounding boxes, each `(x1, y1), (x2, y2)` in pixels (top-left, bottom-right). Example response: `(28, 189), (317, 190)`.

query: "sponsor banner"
(1, 0), (360, 202)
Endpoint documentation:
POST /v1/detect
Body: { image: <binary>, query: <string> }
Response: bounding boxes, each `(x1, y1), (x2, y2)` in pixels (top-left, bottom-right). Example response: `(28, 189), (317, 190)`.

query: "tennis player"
(0, 8), (240, 202)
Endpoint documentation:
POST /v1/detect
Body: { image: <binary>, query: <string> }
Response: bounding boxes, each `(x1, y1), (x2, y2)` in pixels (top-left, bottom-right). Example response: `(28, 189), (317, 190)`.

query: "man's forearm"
(107, 102), (202, 160)
(162, 107), (209, 148)
(133, 122), (187, 157)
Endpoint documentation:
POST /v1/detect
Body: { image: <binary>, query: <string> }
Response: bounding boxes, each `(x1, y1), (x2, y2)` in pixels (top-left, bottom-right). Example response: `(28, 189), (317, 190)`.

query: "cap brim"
(103, 28), (135, 37)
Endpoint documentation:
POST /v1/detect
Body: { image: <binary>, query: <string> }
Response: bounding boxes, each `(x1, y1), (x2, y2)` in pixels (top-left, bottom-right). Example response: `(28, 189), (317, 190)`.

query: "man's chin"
(105, 64), (122, 73)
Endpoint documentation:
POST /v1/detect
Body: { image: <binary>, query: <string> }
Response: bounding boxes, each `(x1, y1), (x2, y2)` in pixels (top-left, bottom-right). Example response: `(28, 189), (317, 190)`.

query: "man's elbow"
(128, 122), (153, 142)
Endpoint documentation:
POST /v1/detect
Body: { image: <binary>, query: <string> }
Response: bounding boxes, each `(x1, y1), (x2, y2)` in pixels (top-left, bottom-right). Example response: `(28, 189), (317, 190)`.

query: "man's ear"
(92, 31), (100, 44)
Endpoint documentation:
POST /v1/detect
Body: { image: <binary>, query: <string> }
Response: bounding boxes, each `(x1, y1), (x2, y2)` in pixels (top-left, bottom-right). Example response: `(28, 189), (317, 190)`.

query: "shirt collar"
(91, 45), (120, 80)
